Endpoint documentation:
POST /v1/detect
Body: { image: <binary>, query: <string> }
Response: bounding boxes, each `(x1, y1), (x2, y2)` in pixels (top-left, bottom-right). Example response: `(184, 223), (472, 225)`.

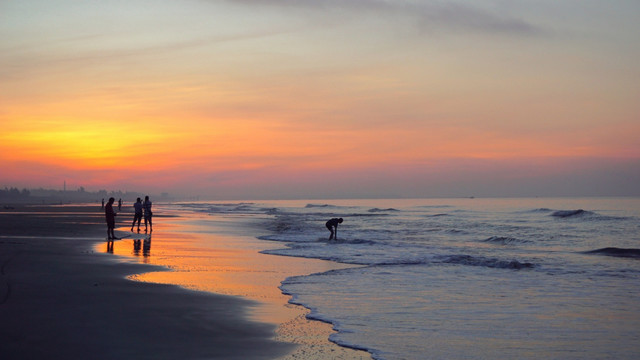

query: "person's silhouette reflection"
(106, 239), (114, 254)
(143, 236), (151, 258)
(133, 239), (142, 256)
(131, 236), (151, 262)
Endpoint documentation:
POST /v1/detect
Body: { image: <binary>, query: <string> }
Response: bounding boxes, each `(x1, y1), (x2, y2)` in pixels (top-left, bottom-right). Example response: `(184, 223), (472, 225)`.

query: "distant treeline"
(0, 187), (146, 204)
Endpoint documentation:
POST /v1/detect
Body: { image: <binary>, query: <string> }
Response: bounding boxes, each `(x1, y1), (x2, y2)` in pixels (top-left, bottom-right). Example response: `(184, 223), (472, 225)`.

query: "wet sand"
(0, 204), (371, 359)
(103, 205), (371, 360)
(0, 205), (292, 360)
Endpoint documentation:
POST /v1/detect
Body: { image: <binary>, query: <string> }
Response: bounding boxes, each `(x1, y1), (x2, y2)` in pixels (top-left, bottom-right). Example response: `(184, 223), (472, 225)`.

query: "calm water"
(176, 198), (640, 360)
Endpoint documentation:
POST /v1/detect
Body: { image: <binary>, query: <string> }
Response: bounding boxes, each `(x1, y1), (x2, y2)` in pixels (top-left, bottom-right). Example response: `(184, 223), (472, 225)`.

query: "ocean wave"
(305, 203), (338, 208)
(551, 209), (593, 218)
(445, 229), (468, 234)
(428, 213), (450, 217)
(179, 202), (265, 214)
(263, 215), (308, 234)
(232, 204), (256, 212)
(585, 247), (640, 259)
(343, 212), (392, 218)
(368, 208), (399, 213)
(527, 208), (553, 213)
(335, 255), (536, 269)
(550, 209), (629, 221)
(438, 255), (536, 270)
(323, 238), (377, 245)
(483, 236), (531, 245)
(259, 207), (280, 214)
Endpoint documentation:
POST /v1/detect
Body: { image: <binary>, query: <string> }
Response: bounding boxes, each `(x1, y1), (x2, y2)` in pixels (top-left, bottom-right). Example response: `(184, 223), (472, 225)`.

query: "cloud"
(0, 29), (292, 77)
(223, 0), (544, 36)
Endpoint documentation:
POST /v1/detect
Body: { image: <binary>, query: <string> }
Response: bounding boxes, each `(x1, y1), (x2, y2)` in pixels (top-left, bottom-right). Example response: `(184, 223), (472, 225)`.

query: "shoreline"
(0, 204), (293, 360)
(1, 203), (372, 359)
(101, 203), (372, 359)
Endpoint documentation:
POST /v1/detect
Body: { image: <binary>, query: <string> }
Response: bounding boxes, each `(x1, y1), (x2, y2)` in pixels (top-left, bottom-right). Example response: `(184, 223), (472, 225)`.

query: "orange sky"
(1, 1), (639, 198)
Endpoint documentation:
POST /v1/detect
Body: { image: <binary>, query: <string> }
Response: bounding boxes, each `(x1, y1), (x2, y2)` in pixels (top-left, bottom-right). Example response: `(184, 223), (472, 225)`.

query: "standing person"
(325, 218), (343, 240)
(131, 197), (143, 232)
(143, 195), (153, 233)
(118, 198), (122, 211)
(101, 198), (105, 209)
(105, 197), (117, 240)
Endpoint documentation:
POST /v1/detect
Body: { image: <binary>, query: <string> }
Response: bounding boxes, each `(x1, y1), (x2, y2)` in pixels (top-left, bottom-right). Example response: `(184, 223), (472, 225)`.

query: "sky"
(1, 0), (639, 199)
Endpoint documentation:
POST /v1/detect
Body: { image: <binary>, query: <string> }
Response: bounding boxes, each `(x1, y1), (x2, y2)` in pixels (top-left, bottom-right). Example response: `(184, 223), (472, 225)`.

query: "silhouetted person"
(326, 218), (343, 240)
(143, 195), (153, 233)
(105, 197), (117, 240)
(118, 198), (122, 210)
(101, 198), (105, 209)
(131, 197), (143, 232)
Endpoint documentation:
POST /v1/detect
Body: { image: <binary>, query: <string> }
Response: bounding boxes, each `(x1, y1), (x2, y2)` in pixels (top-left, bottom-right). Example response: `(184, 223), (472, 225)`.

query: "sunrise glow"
(1, 1), (639, 198)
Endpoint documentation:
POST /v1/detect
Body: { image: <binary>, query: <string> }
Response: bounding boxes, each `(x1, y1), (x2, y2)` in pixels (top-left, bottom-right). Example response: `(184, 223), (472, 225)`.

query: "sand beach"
(0, 204), (369, 359)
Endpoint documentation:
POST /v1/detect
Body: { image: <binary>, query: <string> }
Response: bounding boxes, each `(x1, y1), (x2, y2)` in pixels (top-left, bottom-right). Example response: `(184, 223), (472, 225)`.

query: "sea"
(171, 197), (640, 360)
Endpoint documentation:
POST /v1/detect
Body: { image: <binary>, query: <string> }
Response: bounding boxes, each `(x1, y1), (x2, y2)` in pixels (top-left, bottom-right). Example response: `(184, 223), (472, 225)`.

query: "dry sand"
(0, 205), (293, 360)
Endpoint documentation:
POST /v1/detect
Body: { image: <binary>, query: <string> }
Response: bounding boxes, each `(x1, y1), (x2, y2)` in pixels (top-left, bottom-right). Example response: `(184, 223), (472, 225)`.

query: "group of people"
(105, 196), (153, 240)
(106, 197), (342, 241)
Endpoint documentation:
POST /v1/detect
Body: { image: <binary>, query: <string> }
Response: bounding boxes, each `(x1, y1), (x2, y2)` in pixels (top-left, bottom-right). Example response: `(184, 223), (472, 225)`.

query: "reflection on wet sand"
(103, 232), (151, 264)
(133, 237), (152, 263)
(99, 217), (370, 360)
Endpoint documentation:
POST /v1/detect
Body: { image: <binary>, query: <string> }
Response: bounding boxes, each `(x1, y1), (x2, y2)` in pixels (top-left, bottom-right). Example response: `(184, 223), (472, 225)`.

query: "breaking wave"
(483, 236), (531, 245)
(429, 213), (450, 217)
(551, 209), (593, 218)
(368, 208), (399, 213)
(323, 238), (377, 245)
(438, 255), (536, 270)
(550, 209), (629, 221)
(305, 204), (339, 208)
(585, 247), (640, 259)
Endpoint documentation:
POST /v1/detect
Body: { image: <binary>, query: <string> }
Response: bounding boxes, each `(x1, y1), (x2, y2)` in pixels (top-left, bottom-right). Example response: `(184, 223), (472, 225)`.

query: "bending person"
(325, 217), (343, 240)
